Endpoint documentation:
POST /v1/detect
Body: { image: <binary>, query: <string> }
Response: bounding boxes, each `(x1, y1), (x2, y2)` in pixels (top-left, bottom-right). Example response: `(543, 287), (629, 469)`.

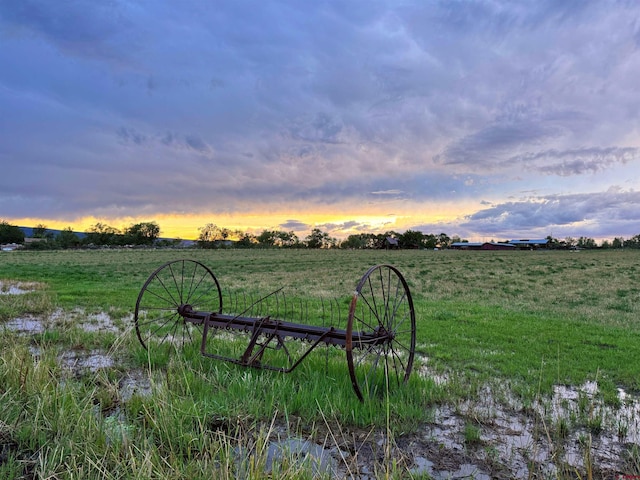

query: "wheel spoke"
(140, 285), (179, 307)
(137, 311), (177, 329)
(155, 273), (181, 307)
(137, 305), (179, 313)
(188, 281), (221, 309)
(351, 310), (379, 334)
(147, 314), (178, 341)
(165, 263), (180, 304)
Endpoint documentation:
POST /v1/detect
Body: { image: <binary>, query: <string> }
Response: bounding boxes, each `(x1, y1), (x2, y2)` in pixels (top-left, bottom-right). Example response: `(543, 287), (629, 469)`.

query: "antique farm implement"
(134, 260), (416, 401)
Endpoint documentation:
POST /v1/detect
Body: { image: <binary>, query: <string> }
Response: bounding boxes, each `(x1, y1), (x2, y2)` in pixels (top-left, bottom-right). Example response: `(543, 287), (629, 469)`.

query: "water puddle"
(0, 281), (40, 295)
(4, 316), (45, 334)
(418, 363), (449, 386)
(82, 311), (119, 333)
(59, 350), (114, 373)
(4, 309), (121, 335)
(262, 438), (339, 477)
(0, 286), (30, 295)
(412, 461), (491, 480)
(51, 308), (121, 333)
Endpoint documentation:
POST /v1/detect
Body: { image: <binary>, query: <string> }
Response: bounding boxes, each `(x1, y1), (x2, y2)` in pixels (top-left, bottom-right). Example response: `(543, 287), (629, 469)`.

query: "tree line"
(3, 219), (640, 250)
(181, 223), (454, 249)
(0, 221), (169, 250)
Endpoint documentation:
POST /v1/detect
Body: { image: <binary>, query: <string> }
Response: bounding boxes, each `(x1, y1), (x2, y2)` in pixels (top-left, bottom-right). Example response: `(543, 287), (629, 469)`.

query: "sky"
(1, 0), (640, 242)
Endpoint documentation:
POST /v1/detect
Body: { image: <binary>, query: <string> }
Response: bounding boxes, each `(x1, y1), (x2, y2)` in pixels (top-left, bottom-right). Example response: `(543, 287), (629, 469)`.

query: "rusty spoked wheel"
(134, 259), (222, 354)
(346, 264), (416, 401)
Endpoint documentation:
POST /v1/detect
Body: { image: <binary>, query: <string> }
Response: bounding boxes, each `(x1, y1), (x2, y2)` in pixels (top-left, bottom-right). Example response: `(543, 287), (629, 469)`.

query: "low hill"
(19, 226), (87, 239)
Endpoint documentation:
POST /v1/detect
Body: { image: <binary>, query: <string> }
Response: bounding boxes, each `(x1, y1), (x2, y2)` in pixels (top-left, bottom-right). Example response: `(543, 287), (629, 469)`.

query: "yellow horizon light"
(4, 203), (472, 240)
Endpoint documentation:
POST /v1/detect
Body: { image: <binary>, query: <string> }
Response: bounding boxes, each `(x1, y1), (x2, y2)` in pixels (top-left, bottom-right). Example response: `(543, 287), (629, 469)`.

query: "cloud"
(436, 121), (558, 168)
(117, 127), (147, 146)
(460, 189), (640, 238)
(371, 190), (404, 196)
(2, 1), (640, 242)
(0, 0), (135, 62)
(279, 220), (308, 231)
(516, 147), (639, 176)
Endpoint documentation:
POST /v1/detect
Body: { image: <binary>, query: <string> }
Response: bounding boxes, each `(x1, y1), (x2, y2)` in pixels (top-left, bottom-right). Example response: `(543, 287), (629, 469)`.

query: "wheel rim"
(134, 260), (222, 353)
(346, 264), (416, 401)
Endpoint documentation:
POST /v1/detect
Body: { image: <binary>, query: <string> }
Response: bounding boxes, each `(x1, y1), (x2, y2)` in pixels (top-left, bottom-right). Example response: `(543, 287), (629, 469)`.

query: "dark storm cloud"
(2, 0), (640, 240)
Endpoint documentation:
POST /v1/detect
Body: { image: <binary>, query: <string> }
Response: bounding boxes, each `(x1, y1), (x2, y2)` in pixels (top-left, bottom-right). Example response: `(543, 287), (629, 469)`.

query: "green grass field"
(2, 248), (639, 393)
(1, 248), (639, 478)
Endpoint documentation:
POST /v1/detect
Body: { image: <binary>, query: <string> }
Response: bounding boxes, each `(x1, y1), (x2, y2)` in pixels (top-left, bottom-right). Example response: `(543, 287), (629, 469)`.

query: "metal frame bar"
(192, 309), (390, 372)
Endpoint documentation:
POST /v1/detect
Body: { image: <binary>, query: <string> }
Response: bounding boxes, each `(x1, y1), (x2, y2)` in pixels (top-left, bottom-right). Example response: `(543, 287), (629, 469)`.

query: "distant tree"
(305, 228), (333, 249)
(277, 230), (300, 248)
(624, 234), (640, 248)
(341, 234), (367, 249)
(230, 229), (245, 242)
(340, 233), (381, 249)
(57, 227), (80, 249)
(369, 233), (386, 249)
(423, 234), (438, 249)
(359, 234), (377, 249)
(257, 230), (277, 247)
(612, 237), (625, 249)
(437, 233), (451, 248)
(85, 223), (121, 245)
(124, 221), (160, 245)
(577, 236), (597, 249)
(601, 239), (611, 249)
(256, 229), (299, 248)
(398, 230), (424, 249)
(0, 221), (25, 244)
(545, 235), (560, 249)
(197, 223), (231, 248)
(32, 224), (48, 238)
(364, 234), (377, 249)
(369, 231), (398, 250)
(236, 232), (257, 248)
(28, 223), (55, 247)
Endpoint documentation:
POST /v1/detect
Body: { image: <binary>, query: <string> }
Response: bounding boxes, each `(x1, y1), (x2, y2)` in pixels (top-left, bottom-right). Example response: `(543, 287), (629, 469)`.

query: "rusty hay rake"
(134, 260), (416, 401)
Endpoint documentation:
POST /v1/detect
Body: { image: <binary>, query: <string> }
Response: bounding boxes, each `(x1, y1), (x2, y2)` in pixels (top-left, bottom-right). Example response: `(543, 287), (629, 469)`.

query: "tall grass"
(0, 334), (433, 478)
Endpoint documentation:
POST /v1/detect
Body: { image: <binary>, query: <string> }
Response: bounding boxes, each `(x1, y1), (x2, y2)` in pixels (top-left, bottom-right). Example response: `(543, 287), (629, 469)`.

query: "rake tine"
(241, 291), (247, 315)
(298, 298), (302, 324)
(334, 297), (339, 328)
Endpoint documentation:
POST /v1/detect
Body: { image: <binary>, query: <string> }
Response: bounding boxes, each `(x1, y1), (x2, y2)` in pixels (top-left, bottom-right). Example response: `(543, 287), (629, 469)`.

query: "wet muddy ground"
(2, 306), (639, 478)
(0, 281), (42, 296)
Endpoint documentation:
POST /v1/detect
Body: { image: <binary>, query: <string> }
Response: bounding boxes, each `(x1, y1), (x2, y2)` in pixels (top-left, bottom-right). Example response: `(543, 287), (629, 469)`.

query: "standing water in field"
(404, 379), (640, 479)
